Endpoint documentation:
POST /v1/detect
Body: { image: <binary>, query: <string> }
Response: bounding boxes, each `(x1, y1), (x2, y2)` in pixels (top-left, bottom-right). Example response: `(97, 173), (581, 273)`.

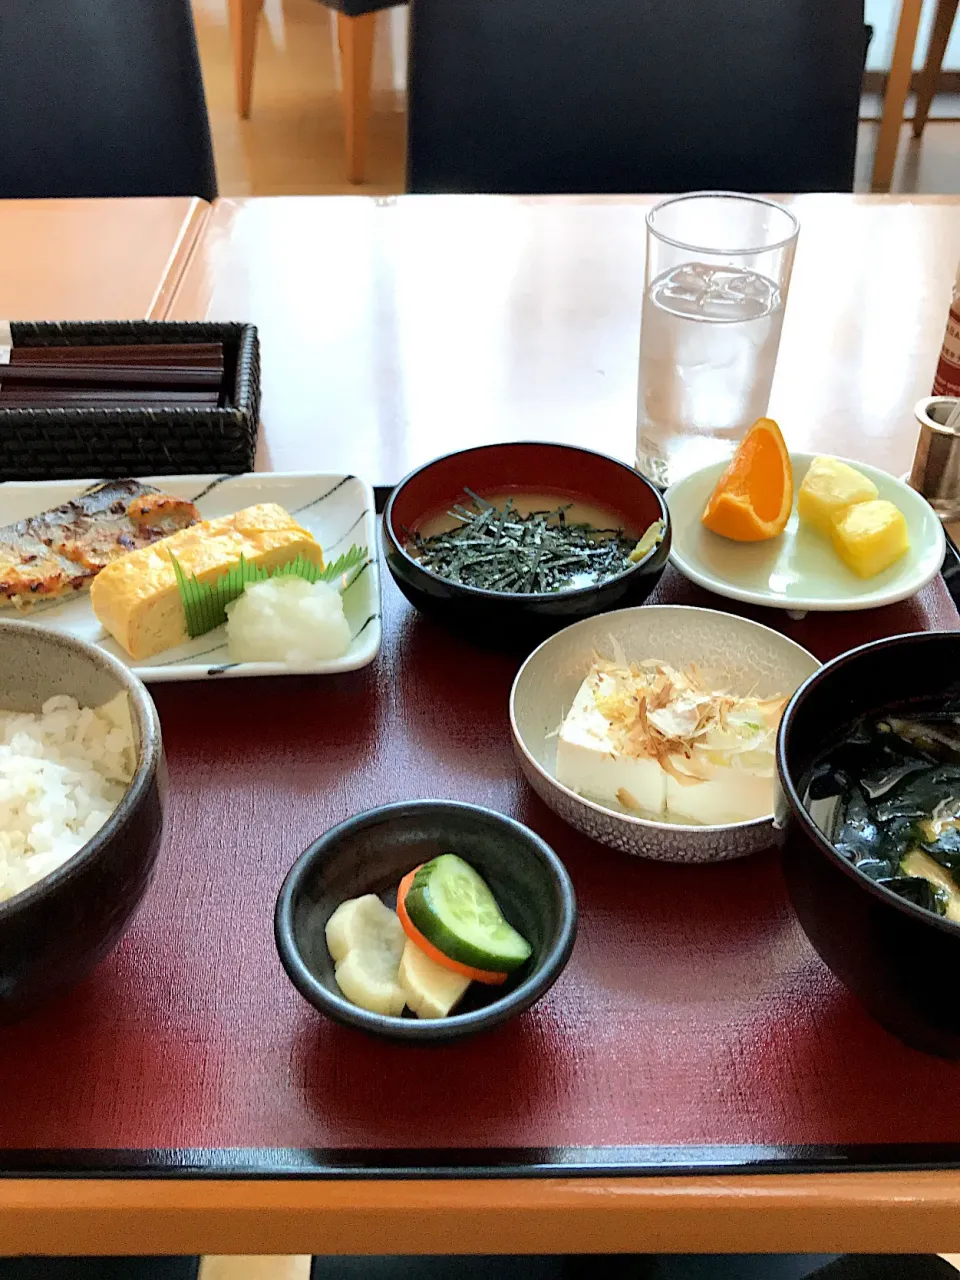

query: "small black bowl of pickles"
(776, 631), (960, 1058)
(274, 799), (577, 1042)
(382, 442), (670, 640)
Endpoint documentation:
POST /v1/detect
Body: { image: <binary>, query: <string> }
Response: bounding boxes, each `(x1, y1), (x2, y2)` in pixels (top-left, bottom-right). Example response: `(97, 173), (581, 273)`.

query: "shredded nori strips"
(407, 491), (640, 594)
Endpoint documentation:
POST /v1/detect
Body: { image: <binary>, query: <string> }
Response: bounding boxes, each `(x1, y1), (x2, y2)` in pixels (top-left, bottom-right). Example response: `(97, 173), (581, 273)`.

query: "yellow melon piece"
(831, 499), (910, 579)
(798, 456), (879, 536)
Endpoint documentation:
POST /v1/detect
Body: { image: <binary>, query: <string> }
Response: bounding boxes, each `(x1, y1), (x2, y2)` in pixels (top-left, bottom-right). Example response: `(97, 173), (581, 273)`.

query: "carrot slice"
(396, 867), (508, 986)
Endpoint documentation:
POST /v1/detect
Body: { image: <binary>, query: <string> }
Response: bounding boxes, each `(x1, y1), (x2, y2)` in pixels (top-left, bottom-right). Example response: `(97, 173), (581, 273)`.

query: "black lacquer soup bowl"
(776, 631), (960, 1058)
(382, 442), (671, 641)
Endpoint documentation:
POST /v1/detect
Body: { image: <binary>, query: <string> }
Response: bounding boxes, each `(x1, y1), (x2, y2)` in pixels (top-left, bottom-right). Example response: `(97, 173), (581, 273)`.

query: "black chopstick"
(9, 343), (224, 368)
(0, 389), (220, 408)
(0, 364), (223, 389)
(0, 341), (230, 409)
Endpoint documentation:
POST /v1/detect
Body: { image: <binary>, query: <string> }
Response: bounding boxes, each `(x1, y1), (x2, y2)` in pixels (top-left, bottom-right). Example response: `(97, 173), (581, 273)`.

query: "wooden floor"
(194, 0), (960, 197)
(200, 1259), (310, 1279)
(855, 117), (960, 193)
(200, 1257), (311, 1278)
(194, 0), (405, 194)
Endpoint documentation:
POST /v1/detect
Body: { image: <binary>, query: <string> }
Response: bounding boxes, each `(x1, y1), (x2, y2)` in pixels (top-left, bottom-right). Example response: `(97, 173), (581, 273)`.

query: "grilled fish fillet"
(0, 479), (200, 610)
(0, 535), (92, 607)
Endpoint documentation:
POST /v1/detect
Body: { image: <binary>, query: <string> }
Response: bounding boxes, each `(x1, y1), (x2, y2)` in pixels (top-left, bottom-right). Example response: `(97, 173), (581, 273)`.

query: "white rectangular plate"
(0, 473), (381, 682)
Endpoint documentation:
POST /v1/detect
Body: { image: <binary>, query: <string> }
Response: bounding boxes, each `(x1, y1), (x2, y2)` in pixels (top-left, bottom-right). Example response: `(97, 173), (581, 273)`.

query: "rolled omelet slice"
(90, 503), (323, 660)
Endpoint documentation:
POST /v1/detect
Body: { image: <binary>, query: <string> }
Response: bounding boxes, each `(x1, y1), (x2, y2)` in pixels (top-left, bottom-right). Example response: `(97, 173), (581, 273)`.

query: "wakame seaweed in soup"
(803, 708), (960, 921)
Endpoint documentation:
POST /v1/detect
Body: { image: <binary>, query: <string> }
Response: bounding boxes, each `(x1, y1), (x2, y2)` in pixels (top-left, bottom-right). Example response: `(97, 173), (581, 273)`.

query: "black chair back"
(0, 0), (216, 200)
(407, 0), (866, 193)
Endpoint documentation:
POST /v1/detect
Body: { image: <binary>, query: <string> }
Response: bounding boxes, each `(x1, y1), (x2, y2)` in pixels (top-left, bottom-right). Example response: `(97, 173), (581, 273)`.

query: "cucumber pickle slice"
(404, 854), (533, 973)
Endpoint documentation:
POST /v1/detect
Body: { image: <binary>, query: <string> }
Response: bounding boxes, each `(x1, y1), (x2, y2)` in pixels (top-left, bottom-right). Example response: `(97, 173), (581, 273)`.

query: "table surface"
(169, 193), (960, 486)
(5, 194), (960, 1255)
(0, 198), (209, 322)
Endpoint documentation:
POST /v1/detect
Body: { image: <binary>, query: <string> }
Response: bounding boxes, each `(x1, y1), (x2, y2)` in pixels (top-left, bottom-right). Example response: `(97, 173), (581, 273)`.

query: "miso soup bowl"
(382, 442), (671, 642)
(776, 631), (960, 1058)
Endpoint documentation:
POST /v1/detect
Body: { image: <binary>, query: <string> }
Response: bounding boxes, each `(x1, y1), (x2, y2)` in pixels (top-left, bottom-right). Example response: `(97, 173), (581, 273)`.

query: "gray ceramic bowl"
(274, 800), (577, 1041)
(0, 621), (164, 1018)
(510, 605), (820, 863)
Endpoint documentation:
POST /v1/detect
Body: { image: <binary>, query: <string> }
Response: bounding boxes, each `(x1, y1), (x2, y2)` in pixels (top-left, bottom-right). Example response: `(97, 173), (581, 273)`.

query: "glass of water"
(636, 191), (799, 490)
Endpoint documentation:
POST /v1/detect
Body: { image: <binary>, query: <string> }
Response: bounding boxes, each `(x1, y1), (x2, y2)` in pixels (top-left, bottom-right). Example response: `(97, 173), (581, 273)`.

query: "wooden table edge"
(2, 1172), (960, 1255)
(149, 196), (213, 321)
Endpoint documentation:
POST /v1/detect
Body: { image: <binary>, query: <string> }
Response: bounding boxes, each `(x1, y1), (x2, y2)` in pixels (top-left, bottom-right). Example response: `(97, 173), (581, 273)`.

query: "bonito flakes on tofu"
(556, 657), (786, 826)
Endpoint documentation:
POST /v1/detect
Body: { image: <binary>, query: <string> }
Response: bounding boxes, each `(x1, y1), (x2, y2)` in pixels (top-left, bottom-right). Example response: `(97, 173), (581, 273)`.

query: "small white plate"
(0, 473), (381, 682)
(666, 453), (945, 613)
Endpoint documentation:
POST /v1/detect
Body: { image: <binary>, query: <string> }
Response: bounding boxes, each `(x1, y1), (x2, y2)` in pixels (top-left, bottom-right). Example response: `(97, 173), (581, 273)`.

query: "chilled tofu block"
(798, 456), (878, 536)
(665, 771), (773, 826)
(831, 499), (909, 578)
(90, 503), (323, 660)
(398, 939), (471, 1019)
(555, 672), (667, 816)
(556, 663), (784, 827)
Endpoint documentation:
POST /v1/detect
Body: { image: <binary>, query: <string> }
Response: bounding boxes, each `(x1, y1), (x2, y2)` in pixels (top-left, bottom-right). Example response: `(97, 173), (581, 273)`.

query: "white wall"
(866, 0), (960, 71)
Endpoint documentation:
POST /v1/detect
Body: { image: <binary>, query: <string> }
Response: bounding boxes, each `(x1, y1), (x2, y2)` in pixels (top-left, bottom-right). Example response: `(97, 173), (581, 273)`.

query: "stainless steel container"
(910, 396), (960, 520)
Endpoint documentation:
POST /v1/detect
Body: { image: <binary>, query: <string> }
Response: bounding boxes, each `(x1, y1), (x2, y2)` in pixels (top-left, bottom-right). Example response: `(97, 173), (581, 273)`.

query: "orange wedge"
(701, 418), (793, 542)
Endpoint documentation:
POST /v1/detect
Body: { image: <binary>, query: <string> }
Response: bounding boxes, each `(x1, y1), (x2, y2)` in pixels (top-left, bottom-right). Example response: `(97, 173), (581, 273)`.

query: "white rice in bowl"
(0, 691), (136, 902)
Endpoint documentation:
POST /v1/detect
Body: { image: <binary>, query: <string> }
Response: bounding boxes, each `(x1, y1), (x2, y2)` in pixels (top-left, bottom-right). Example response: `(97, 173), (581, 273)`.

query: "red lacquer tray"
(0, 562), (958, 1180)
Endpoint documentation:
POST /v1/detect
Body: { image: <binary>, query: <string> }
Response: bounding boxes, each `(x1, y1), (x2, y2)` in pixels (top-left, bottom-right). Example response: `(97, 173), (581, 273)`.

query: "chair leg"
(913, 0), (960, 136)
(338, 11), (377, 185)
(229, 0), (262, 119)
(872, 0), (924, 191)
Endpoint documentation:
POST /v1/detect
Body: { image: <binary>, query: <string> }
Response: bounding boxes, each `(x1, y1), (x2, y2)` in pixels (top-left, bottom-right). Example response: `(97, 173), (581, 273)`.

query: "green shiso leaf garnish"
(171, 543), (367, 639)
(316, 543), (367, 588)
